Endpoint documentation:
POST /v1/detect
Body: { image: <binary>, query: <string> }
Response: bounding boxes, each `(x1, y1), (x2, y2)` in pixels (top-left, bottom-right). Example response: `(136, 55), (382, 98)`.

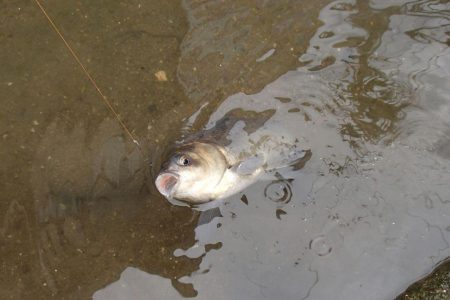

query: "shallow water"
(1, 0), (450, 299)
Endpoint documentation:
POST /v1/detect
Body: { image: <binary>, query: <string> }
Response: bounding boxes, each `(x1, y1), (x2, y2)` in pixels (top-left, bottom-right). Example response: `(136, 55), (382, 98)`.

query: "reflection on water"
(1, 0), (450, 299)
(162, 0), (450, 299)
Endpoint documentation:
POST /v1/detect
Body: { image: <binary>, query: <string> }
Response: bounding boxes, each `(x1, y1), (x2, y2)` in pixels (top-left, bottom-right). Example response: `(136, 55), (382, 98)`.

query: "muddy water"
(1, 0), (449, 299)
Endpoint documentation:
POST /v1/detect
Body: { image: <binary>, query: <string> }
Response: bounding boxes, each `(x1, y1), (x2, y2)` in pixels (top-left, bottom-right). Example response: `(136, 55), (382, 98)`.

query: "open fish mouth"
(155, 172), (179, 198)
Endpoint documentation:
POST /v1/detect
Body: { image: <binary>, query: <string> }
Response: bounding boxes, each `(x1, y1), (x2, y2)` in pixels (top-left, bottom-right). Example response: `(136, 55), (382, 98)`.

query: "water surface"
(1, 0), (450, 299)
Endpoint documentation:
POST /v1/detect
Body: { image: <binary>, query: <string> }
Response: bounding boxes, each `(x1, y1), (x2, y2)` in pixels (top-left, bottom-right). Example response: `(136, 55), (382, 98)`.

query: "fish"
(155, 108), (310, 204)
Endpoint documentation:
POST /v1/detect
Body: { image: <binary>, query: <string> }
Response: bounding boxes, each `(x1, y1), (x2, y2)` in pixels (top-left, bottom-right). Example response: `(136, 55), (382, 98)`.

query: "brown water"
(1, 0), (450, 299)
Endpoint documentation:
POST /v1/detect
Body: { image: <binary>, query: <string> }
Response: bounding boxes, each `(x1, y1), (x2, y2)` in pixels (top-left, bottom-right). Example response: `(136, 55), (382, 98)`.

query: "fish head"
(155, 141), (229, 203)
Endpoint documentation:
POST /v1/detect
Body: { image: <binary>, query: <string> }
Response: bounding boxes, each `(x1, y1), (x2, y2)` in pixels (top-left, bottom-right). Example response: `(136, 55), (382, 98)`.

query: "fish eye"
(177, 155), (191, 166)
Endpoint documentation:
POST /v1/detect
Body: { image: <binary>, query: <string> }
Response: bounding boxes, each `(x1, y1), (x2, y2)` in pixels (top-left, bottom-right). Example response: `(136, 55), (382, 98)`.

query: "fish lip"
(155, 171), (179, 199)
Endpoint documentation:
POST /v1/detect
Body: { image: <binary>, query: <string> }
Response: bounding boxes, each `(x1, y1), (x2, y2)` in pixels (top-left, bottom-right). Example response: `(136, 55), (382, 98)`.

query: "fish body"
(155, 108), (308, 204)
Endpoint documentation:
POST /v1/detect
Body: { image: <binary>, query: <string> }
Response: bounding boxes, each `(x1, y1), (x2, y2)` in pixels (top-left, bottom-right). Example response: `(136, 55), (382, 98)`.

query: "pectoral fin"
(265, 149), (312, 178)
(231, 155), (265, 176)
(285, 149), (312, 171)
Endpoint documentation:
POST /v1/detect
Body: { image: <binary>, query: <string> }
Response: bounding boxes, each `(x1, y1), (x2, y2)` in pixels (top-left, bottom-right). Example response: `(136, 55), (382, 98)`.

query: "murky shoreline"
(1, 0), (450, 299)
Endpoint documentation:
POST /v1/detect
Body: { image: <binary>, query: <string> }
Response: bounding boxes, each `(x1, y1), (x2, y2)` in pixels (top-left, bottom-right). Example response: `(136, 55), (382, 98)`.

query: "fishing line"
(33, 0), (141, 147)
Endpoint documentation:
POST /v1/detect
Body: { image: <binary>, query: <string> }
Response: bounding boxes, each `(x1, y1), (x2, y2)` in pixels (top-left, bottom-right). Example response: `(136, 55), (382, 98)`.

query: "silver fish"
(155, 108), (310, 204)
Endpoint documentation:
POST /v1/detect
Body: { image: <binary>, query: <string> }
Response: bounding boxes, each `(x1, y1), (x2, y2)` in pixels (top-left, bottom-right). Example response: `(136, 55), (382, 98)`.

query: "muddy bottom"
(1, 0), (450, 299)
